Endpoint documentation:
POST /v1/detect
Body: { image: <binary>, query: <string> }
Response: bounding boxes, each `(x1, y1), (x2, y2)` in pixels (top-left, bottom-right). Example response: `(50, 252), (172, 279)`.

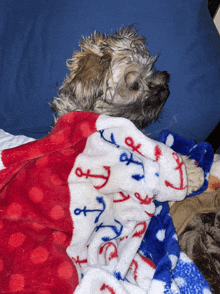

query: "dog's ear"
(66, 44), (112, 111)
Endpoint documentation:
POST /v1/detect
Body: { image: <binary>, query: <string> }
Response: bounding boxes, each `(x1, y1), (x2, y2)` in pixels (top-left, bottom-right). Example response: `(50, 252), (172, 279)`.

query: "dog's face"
(51, 26), (169, 129)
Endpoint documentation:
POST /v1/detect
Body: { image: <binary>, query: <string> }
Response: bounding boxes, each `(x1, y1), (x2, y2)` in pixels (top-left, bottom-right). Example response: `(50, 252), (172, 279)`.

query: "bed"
(0, 0), (220, 293)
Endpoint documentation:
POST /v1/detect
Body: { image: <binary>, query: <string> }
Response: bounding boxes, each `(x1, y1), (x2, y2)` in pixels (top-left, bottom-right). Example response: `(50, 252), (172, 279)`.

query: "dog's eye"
(130, 81), (140, 91)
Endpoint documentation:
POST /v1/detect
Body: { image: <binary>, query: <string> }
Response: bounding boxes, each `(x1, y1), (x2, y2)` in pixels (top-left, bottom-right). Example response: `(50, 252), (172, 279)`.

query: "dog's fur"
(51, 26), (205, 195)
(51, 26), (170, 129)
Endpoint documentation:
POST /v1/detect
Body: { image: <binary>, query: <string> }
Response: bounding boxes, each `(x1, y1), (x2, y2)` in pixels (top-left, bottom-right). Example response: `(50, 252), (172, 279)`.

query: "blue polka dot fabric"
(138, 130), (214, 293)
(139, 201), (212, 293)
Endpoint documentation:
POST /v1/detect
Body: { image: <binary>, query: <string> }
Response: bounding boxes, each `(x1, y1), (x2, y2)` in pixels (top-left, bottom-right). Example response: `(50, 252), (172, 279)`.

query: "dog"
(51, 26), (204, 195)
(50, 26), (170, 130)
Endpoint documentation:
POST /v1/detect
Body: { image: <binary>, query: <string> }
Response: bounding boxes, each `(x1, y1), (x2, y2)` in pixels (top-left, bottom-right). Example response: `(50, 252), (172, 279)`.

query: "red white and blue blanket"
(0, 112), (212, 293)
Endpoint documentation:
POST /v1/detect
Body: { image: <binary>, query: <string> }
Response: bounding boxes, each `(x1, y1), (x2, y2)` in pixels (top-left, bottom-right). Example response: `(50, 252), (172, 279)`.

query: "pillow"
(0, 0), (220, 141)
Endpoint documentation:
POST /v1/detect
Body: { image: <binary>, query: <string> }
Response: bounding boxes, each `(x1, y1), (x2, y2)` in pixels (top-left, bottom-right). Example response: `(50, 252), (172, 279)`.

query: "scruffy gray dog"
(51, 26), (204, 195)
(51, 26), (170, 130)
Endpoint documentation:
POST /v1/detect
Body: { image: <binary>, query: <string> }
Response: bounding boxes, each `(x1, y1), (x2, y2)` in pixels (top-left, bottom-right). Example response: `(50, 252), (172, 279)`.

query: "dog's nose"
(158, 85), (170, 101)
(160, 71), (170, 84)
(148, 84), (169, 101)
(147, 71), (170, 101)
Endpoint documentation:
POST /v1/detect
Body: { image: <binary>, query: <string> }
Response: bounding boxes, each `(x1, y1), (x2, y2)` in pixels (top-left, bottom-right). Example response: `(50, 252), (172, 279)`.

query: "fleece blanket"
(0, 111), (211, 293)
(159, 129), (214, 198)
(169, 153), (220, 294)
(177, 188), (220, 294)
(169, 153), (219, 236)
(170, 189), (220, 236)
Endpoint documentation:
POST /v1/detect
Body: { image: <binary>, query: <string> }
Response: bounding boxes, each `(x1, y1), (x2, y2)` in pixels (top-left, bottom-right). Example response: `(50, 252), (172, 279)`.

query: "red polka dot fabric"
(0, 111), (189, 293)
(0, 112), (99, 293)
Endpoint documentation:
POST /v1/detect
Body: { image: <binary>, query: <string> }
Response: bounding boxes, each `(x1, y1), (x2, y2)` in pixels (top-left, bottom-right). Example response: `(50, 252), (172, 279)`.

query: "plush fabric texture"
(170, 189), (220, 235)
(177, 189), (220, 294)
(139, 201), (212, 294)
(169, 155), (220, 293)
(169, 154), (220, 236)
(0, 0), (220, 141)
(159, 129), (214, 197)
(0, 111), (211, 293)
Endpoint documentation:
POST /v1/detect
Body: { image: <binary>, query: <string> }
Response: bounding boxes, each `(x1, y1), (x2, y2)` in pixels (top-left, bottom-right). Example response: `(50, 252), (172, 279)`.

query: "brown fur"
(51, 26), (170, 129)
(50, 26), (204, 197)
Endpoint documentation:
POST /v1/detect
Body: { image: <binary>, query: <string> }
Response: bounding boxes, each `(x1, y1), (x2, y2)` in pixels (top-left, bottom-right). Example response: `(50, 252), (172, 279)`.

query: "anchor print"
(99, 242), (118, 261)
(120, 151), (145, 181)
(100, 283), (116, 294)
(165, 152), (187, 190)
(99, 130), (120, 148)
(139, 255), (156, 269)
(74, 196), (106, 223)
(125, 137), (144, 156)
(134, 192), (154, 205)
(75, 166), (111, 190)
(154, 145), (162, 162)
(132, 221), (147, 238)
(120, 151), (143, 167)
(95, 219), (123, 242)
(131, 174), (145, 181)
(129, 259), (138, 281)
(71, 256), (87, 268)
(113, 192), (130, 203)
(145, 211), (155, 218)
(120, 152), (145, 181)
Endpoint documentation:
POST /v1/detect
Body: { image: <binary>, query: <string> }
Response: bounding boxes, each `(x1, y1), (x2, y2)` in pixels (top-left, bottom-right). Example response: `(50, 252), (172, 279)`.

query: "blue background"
(0, 0), (219, 141)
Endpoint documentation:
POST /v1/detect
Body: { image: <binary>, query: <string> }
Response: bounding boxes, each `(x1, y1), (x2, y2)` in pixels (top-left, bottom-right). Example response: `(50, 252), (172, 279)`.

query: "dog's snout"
(146, 70), (170, 101)
(148, 83), (169, 101)
(159, 85), (170, 101)
(149, 71), (170, 85)
(161, 71), (170, 84)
